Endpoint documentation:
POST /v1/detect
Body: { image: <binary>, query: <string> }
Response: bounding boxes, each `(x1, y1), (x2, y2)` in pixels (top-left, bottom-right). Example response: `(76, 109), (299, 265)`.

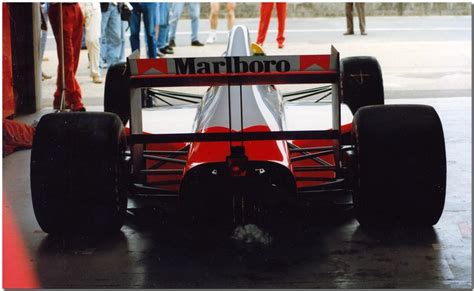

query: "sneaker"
(361, 31), (367, 35)
(157, 50), (165, 57)
(343, 31), (354, 35)
(169, 39), (176, 47)
(92, 76), (103, 84)
(206, 33), (216, 44)
(191, 40), (204, 47)
(278, 43), (284, 49)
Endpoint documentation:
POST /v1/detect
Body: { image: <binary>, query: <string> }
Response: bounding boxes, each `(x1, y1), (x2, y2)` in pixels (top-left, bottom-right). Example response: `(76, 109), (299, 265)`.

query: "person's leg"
(40, 29), (49, 79)
(157, 3), (170, 49)
(168, 3), (184, 43)
(100, 4), (111, 68)
(275, 2), (287, 48)
(69, 4), (84, 109)
(129, 3), (142, 54)
(142, 3), (157, 58)
(119, 21), (126, 61)
(355, 2), (366, 34)
(106, 5), (123, 65)
(158, 23), (170, 50)
(40, 23), (51, 79)
(79, 4), (93, 74)
(47, 4), (62, 105)
(226, 2), (236, 30)
(210, 2), (219, 30)
(40, 4), (48, 61)
(345, 3), (354, 34)
(49, 4), (84, 109)
(84, 3), (102, 79)
(256, 3), (274, 45)
(48, 4), (83, 109)
(40, 29), (47, 58)
(189, 3), (200, 42)
(40, 30), (47, 59)
(153, 3), (159, 50)
(206, 2), (219, 43)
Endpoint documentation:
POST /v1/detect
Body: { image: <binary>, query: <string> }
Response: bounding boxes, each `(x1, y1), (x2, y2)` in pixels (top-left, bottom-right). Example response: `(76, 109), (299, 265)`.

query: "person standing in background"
(256, 2), (287, 49)
(130, 2), (157, 58)
(156, 2), (174, 55)
(80, 2), (102, 83)
(206, 2), (236, 44)
(100, 3), (125, 69)
(48, 3), (85, 111)
(168, 3), (204, 47)
(118, 3), (128, 61)
(39, 3), (52, 80)
(344, 3), (366, 35)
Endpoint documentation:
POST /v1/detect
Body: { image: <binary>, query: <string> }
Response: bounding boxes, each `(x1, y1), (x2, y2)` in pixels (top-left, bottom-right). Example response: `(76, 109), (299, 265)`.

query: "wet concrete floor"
(3, 97), (471, 288)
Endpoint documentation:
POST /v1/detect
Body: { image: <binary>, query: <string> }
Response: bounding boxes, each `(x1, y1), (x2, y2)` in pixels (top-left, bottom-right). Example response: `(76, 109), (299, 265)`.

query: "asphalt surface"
(4, 15), (471, 288)
(40, 16), (471, 107)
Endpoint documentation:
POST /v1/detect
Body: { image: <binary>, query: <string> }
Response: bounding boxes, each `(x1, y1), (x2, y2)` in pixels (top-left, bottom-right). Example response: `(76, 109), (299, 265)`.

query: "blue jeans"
(101, 3), (124, 67)
(130, 2), (157, 58)
(168, 3), (200, 42)
(40, 3), (49, 61)
(156, 3), (170, 49)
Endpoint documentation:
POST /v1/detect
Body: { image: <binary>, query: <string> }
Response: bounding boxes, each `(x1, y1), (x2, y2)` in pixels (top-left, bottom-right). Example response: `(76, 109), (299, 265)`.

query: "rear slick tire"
(104, 62), (131, 126)
(31, 112), (128, 235)
(352, 105), (446, 227)
(341, 56), (384, 114)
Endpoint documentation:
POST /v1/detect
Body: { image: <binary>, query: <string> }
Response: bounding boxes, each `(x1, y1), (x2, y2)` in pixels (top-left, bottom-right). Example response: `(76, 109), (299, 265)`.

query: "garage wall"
(8, 3), (41, 114)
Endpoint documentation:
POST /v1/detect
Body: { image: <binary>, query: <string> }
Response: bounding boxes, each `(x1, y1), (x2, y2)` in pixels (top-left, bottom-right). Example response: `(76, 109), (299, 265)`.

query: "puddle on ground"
(231, 224), (273, 245)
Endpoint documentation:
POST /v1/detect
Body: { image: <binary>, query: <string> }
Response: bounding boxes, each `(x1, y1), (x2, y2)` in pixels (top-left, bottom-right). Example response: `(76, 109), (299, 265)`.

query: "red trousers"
(48, 3), (84, 110)
(256, 2), (287, 46)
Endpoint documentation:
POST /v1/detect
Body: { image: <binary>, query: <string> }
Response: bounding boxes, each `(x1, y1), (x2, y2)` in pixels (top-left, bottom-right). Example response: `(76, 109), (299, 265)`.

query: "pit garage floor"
(3, 97), (471, 289)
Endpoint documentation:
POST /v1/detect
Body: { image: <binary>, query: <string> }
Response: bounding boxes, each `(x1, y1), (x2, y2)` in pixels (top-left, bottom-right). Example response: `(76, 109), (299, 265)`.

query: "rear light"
(229, 163), (246, 176)
(226, 146), (248, 177)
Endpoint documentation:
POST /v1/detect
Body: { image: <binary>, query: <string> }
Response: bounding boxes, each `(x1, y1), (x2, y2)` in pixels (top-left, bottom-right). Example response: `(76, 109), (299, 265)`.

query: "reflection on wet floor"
(33, 202), (451, 288)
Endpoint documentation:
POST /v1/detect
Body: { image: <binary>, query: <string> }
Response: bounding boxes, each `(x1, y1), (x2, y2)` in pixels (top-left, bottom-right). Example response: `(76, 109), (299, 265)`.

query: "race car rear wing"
(127, 47), (343, 178)
(126, 47), (342, 142)
(127, 46), (339, 87)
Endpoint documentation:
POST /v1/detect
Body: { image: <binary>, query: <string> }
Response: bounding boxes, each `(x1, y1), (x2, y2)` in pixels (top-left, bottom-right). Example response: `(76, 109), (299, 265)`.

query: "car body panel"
(128, 25), (347, 198)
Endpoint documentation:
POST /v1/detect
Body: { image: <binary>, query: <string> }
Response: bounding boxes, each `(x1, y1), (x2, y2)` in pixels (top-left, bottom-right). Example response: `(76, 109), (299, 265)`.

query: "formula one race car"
(31, 26), (446, 234)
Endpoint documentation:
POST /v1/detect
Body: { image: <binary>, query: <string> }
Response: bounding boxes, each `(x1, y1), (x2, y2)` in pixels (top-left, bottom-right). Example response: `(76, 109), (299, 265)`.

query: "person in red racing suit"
(48, 3), (86, 111)
(256, 2), (287, 49)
